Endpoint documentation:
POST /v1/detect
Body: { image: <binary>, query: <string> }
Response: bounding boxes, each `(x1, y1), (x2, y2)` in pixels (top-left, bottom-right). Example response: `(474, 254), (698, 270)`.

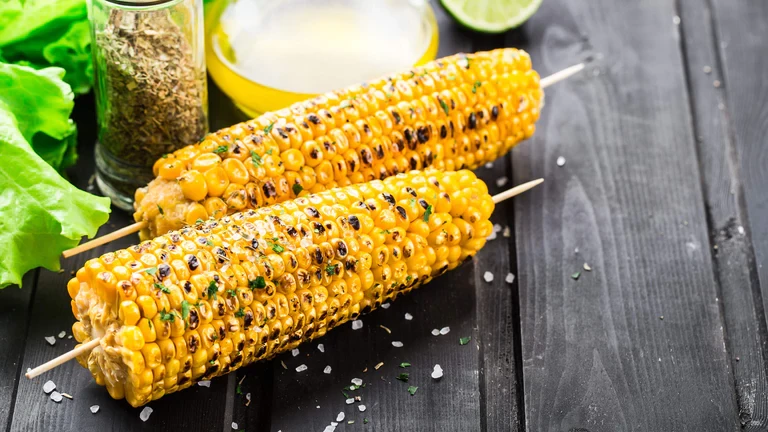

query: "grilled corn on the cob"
(134, 48), (540, 240)
(70, 169), (494, 407)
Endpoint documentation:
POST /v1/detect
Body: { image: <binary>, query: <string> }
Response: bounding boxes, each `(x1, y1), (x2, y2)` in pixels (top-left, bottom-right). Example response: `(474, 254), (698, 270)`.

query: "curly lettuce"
(0, 64), (110, 288)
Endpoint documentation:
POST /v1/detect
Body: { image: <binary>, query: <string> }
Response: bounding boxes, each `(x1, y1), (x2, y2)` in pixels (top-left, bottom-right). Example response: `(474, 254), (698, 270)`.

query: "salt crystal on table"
(358, 405), (367, 412)
(50, 391), (63, 403)
(43, 380), (56, 394)
(346, 398), (355, 405)
(90, 405), (99, 414)
(431, 364), (444, 380)
(44, 336), (56, 346)
(324, 365), (332, 374)
(352, 320), (363, 330)
(292, 348), (300, 357)
(140, 407), (153, 422)
(351, 378), (363, 386)
(392, 341), (403, 347)
(496, 177), (508, 187)
(431, 329), (440, 336)
(440, 327), (450, 335)
(58, 331), (66, 339)
(557, 156), (566, 167)
(493, 224), (502, 232)
(336, 412), (345, 422)
(485, 162), (493, 169)
(232, 422), (239, 429)
(197, 380), (211, 387)
(503, 226), (511, 238)
(296, 364), (308, 372)
(505, 273), (515, 284)
(317, 344), (325, 353)
(404, 313), (413, 321)
(381, 303), (390, 309)
(486, 231), (497, 241)
(483, 271), (494, 282)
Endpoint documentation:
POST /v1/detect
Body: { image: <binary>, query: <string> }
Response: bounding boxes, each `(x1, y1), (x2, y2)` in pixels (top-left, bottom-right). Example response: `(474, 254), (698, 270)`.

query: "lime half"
(440, 0), (543, 33)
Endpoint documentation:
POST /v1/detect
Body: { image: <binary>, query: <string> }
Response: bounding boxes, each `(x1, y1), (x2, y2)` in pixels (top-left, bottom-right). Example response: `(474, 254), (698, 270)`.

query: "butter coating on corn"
(134, 48), (539, 239)
(71, 169), (494, 407)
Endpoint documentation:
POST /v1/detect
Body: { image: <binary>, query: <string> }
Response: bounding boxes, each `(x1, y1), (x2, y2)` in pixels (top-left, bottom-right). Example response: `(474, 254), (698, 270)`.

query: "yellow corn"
(69, 169), (494, 407)
(134, 48), (540, 239)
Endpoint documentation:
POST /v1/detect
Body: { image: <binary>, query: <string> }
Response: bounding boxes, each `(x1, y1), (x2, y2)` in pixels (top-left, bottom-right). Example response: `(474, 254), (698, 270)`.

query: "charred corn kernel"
(134, 49), (539, 240)
(75, 169), (493, 407)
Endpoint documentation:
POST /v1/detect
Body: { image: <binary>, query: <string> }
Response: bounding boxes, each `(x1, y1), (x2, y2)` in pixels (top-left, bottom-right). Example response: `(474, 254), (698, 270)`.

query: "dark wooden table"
(2, 0), (767, 430)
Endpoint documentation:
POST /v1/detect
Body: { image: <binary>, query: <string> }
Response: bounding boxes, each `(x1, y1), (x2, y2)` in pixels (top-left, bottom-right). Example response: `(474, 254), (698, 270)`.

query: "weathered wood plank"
(678, 1), (768, 429)
(0, 272), (36, 431)
(513, 0), (740, 430)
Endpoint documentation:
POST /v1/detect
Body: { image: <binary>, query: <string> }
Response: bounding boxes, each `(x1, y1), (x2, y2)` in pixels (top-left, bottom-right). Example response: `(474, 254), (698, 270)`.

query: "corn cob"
(134, 48), (540, 240)
(69, 169), (494, 407)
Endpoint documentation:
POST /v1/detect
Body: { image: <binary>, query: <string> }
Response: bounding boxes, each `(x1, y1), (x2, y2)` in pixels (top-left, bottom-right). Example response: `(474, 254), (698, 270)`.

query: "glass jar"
(205, 0), (438, 117)
(89, 0), (208, 210)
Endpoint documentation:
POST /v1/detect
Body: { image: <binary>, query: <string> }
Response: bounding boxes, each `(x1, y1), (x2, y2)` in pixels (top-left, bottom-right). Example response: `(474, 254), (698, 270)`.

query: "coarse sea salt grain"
(496, 177), (508, 187)
(503, 226), (511, 237)
(506, 273), (515, 284)
(58, 331), (66, 339)
(197, 380), (211, 387)
(431, 329), (440, 336)
(318, 343), (325, 353)
(381, 303), (390, 309)
(43, 380), (56, 394)
(337, 412), (345, 422)
(404, 313), (413, 321)
(296, 364), (308, 372)
(352, 320), (363, 330)
(483, 271), (494, 282)
(45, 336), (56, 346)
(485, 162), (493, 169)
(50, 391), (63, 403)
(232, 422), (239, 429)
(90, 405), (99, 414)
(557, 156), (566, 167)
(351, 378), (363, 386)
(493, 224), (502, 232)
(139, 407), (153, 422)
(440, 327), (450, 335)
(358, 405), (367, 412)
(392, 341), (404, 348)
(432, 364), (444, 380)
(324, 365), (332, 374)
(292, 348), (300, 357)
(346, 398), (355, 405)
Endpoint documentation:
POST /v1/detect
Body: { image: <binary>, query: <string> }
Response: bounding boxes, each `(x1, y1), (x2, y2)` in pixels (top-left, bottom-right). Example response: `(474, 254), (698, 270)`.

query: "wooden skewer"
(540, 63), (585, 89)
(62, 221), (147, 259)
(25, 338), (101, 379)
(63, 63), (582, 259)
(31, 178), (543, 379)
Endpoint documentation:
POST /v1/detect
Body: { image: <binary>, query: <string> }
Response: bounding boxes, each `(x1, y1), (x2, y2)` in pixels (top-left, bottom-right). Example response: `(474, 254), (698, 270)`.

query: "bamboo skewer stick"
(32, 179), (543, 379)
(62, 221), (147, 258)
(62, 63), (582, 260)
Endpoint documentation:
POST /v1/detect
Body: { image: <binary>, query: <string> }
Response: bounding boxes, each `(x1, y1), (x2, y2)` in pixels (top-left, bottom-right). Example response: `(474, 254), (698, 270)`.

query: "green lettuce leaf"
(0, 64), (110, 288)
(0, 0), (92, 94)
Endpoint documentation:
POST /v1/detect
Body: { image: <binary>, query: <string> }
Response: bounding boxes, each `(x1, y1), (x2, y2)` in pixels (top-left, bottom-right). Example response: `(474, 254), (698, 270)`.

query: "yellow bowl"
(205, 0), (439, 117)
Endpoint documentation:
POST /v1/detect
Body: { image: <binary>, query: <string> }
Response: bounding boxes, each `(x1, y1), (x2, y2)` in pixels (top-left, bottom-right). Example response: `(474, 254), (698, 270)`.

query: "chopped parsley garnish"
(399, 362), (411, 368)
(271, 242), (284, 253)
(439, 98), (449, 116)
(157, 205), (164, 215)
(407, 386), (418, 396)
(325, 264), (336, 276)
(266, 148), (273, 155)
(472, 80), (482, 94)
(154, 283), (171, 294)
(207, 280), (218, 298)
(406, 275), (412, 282)
(263, 122), (275, 135)
(213, 145), (228, 154)
(162, 153), (169, 159)
(249, 276), (266, 290)
(250, 150), (262, 167)
(292, 183), (303, 195)
(364, 419), (369, 424)
(206, 239), (214, 247)
(459, 336), (471, 345)
(380, 229), (391, 234)
(235, 307), (246, 318)
(571, 271), (581, 280)
(195, 218), (204, 225)
(396, 373), (409, 382)
(144, 267), (157, 275)
(342, 390), (350, 398)
(181, 300), (191, 320)
(236, 384), (242, 395)
(423, 204), (433, 222)
(159, 309), (175, 322)
(226, 289), (237, 298)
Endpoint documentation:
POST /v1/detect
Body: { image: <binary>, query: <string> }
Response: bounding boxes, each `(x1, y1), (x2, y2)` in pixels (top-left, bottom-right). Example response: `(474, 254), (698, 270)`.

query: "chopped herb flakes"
(439, 99), (449, 115)
(213, 145), (228, 154)
(271, 242), (284, 253)
(423, 204), (433, 222)
(399, 362), (411, 368)
(154, 282), (171, 294)
(407, 386), (418, 395)
(249, 276), (266, 290)
(250, 150), (262, 167)
(292, 183), (303, 195)
(325, 264), (336, 276)
(159, 309), (175, 322)
(206, 239), (214, 247)
(145, 267), (157, 275)
(235, 307), (245, 318)
(459, 336), (471, 345)
(266, 148), (273, 155)
(181, 300), (191, 319)
(207, 280), (218, 298)
(571, 271), (581, 280)
(396, 373), (409, 382)
(264, 122), (275, 135)
(472, 81), (482, 94)
(157, 205), (164, 215)
(226, 289), (237, 297)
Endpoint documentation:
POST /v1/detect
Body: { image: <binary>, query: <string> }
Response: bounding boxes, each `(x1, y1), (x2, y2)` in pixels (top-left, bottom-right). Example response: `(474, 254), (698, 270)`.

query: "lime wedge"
(440, 0), (543, 33)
